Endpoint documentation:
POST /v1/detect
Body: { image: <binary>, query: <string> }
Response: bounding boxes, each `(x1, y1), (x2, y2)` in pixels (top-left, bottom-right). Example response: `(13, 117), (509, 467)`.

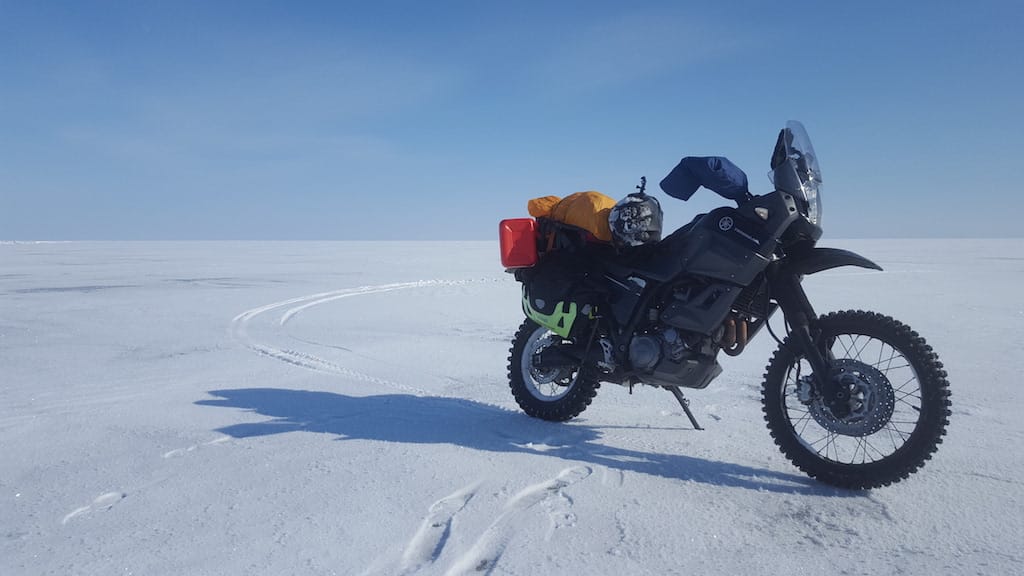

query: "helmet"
(608, 193), (663, 248)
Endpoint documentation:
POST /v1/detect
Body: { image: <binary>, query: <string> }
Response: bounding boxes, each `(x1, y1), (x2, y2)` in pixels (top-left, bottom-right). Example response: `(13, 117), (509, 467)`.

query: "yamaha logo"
(718, 217), (734, 231)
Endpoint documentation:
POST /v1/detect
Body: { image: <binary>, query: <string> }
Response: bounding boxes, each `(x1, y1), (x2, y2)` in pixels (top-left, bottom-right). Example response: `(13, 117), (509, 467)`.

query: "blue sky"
(2, 1), (1021, 240)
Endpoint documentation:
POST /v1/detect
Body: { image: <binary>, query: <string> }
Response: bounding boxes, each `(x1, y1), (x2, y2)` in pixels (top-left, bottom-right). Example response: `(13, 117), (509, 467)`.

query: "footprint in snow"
(397, 483), (480, 574)
(61, 491), (126, 525)
(444, 466), (592, 576)
(162, 435), (231, 459)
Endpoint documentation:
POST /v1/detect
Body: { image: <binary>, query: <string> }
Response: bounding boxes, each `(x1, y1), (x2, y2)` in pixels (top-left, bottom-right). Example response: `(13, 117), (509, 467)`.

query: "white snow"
(2, 239), (1022, 575)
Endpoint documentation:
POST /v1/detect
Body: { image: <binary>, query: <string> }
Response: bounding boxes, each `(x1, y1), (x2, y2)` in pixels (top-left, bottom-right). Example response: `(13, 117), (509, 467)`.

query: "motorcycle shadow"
(198, 388), (859, 496)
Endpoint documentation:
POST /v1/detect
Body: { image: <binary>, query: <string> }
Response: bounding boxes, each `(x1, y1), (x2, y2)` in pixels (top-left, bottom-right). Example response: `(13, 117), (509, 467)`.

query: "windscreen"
(770, 121), (821, 200)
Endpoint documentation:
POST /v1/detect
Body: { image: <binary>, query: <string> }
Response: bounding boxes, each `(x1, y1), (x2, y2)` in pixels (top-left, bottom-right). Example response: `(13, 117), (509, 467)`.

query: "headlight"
(804, 181), (822, 226)
(770, 164), (823, 226)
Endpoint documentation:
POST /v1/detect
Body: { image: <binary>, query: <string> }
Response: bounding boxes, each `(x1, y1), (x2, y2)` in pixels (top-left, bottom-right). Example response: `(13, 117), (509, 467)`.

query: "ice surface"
(1, 240), (1022, 575)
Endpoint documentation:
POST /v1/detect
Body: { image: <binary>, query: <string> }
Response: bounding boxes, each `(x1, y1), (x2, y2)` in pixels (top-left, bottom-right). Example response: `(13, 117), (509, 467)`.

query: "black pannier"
(518, 249), (595, 339)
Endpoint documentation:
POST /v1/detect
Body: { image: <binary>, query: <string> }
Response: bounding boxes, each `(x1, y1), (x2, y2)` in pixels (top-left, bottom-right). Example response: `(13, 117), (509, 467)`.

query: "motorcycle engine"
(629, 326), (689, 371)
(627, 324), (722, 389)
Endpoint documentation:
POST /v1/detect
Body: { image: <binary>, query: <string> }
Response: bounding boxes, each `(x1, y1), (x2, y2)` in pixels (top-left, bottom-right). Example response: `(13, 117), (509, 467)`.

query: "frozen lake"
(2, 239), (1022, 575)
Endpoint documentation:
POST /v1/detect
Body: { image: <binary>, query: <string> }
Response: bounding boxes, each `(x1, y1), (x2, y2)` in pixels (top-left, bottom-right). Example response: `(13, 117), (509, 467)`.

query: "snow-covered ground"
(2, 240), (1021, 575)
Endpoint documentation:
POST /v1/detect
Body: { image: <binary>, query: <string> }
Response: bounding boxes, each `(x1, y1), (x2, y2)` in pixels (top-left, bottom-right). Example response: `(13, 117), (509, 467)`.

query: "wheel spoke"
(884, 421), (911, 442)
(794, 413), (815, 437)
(835, 335), (861, 360)
(806, 431), (831, 452)
(825, 433), (840, 461)
(877, 346), (900, 374)
(875, 361), (910, 372)
(895, 375), (920, 393)
(895, 389), (922, 409)
(844, 334), (872, 362)
(809, 431), (838, 460)
(852, 437), (866, 464)
(861, 436), (889, 461)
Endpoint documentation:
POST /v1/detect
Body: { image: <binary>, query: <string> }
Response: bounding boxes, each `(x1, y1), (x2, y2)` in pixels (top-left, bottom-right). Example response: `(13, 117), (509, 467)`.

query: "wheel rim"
(520, 327), (579, 401)
(783, 333), (922, 465)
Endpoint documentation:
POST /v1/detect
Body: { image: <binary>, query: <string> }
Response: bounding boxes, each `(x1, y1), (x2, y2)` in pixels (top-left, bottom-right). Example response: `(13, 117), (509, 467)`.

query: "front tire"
(508, 319), (599, 422)
(762, 310), (951, 489)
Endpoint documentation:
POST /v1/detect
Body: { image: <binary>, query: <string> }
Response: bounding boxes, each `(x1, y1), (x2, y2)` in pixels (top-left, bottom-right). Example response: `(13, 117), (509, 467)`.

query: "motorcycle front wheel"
(762, 310), (951, 489)
(508, 318), (599, 422)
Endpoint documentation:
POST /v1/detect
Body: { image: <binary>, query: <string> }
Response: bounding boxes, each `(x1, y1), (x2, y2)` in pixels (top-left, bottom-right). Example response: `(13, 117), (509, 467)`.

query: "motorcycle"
(498, 121), (951, 489)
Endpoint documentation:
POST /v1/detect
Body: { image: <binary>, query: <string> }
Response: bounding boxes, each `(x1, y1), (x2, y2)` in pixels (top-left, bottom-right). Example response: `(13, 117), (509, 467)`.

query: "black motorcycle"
(499, 121), (950, 489)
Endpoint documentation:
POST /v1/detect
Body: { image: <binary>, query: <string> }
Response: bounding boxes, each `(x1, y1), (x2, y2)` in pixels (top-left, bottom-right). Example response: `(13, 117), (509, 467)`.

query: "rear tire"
(762, 310), (951, 489)
(508, 319), (599, 422)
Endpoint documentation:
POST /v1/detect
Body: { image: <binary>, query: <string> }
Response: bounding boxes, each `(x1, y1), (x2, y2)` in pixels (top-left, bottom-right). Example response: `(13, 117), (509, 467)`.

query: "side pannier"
(518, 250), (594, 339)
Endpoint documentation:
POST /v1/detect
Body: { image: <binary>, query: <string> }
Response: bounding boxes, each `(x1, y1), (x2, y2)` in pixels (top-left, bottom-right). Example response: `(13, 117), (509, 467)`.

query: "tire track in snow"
(230, 280), (471, 394)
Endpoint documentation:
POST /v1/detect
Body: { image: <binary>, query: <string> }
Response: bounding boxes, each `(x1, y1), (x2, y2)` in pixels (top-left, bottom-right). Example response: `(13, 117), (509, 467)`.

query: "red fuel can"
(499, 218), (538, 269)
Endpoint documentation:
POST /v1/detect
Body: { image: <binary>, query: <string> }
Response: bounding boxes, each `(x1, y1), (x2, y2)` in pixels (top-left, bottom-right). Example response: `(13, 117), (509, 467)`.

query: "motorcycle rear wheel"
(762, 310), (951, 489)
(508, 319), (599, 422)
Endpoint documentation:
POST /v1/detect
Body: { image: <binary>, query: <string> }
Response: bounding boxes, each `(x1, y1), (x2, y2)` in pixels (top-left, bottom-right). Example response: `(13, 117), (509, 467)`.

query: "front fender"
(775, 247), (883, 277)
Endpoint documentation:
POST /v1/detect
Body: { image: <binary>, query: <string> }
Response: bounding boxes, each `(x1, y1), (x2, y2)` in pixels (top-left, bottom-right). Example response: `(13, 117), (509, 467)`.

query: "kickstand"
(667, 387), (704, 431)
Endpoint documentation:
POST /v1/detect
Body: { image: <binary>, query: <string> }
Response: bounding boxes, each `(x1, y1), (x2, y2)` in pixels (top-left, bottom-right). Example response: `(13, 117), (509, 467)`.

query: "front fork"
(771, 273), (848, 413)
